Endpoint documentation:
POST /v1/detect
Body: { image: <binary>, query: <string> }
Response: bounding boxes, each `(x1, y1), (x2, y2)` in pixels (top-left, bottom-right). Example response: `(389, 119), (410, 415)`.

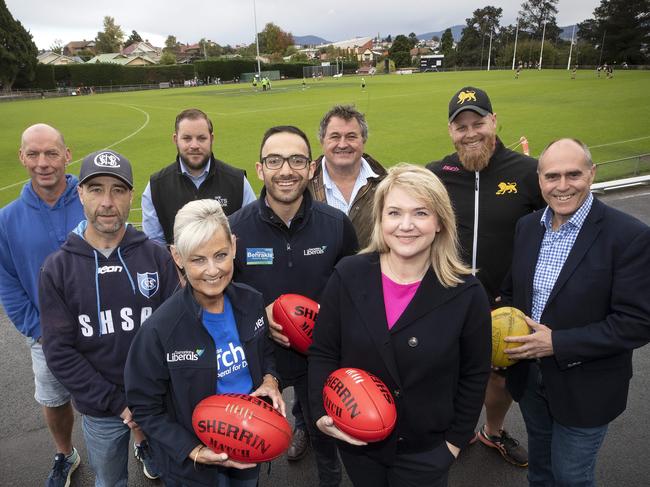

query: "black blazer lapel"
(347, 255), (403, 388)
(546, 201), (604, 308)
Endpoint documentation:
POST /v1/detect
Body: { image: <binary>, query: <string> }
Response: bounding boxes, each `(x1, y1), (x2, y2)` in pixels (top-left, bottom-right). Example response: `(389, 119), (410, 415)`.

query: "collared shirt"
(531, 193), (594, 322)
(141, 157), (256, 245)
(322, 157), (378, 215)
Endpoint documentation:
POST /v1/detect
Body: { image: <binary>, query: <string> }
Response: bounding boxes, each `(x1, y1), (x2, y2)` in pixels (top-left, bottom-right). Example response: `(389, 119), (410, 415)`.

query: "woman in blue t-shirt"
(125, 199), (283, 486)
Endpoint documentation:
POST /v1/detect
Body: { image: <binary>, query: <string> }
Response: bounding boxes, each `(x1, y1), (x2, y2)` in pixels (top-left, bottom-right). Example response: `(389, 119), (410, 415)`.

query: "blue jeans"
(82, 414), (130, 487)
(519, 364), (608, 487)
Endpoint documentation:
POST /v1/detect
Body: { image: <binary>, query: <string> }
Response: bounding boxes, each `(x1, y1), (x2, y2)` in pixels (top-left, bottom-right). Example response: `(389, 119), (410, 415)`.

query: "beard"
(178, 150), (210, 172)
(455, 135), (496, 172)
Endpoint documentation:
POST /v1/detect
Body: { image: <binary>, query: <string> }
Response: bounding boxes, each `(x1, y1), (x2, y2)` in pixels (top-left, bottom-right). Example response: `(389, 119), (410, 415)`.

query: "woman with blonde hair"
(125, 199), (283, 486)
(309, 164), (491, 487)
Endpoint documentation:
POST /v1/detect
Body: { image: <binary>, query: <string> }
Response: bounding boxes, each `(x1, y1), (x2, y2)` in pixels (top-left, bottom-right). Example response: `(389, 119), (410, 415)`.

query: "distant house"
(37, 51), (80, 65)
(410, 47), (434, 57)
(86, 53), (157, 66)
(64, 40), (96, 56)
(122, 41), (162, 63)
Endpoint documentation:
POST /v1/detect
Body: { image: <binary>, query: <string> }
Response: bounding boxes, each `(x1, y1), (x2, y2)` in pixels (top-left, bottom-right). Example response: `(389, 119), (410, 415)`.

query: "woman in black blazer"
(308, 164), (492, 487)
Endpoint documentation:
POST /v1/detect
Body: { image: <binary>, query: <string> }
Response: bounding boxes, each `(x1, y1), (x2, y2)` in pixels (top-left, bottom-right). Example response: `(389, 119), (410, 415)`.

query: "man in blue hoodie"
(0, 124), (84, 487)
(39, 150), (179, 487)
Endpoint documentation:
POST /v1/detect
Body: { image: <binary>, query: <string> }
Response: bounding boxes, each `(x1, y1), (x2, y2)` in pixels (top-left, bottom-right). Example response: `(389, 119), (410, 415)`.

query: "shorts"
(28, 337), (71, 407)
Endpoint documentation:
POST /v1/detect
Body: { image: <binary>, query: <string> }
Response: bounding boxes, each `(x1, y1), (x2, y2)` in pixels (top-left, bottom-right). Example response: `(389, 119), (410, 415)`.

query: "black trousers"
(289, 374), (342, 487)
(340, 442), (455, 487)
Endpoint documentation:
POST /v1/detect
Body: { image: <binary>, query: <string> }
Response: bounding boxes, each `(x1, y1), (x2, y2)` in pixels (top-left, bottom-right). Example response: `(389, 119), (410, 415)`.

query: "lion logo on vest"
(94, 151), (121, 168)
(137, 272), (159, 298)
(496, 182), (518, 195)
(457, 91), (477, 105)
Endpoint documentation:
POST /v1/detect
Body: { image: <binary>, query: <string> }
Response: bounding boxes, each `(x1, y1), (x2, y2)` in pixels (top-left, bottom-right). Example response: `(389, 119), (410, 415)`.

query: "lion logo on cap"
(94, 151), (121, 168)
(457, 91), (477, 105)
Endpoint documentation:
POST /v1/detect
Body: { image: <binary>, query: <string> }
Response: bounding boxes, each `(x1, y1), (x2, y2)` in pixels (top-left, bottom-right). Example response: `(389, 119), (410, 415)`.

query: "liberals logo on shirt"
(304, 246), (327, 256)
(167, 349), (205, 362)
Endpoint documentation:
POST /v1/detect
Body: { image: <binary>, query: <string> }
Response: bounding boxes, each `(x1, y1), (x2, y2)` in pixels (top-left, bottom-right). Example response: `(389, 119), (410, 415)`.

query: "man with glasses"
(229, 126), (358, 487)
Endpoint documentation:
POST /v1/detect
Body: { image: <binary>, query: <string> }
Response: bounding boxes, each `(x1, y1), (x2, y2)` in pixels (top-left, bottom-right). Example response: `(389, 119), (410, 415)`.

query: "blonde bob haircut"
(172, 199), (232, 259)
(362, 163), (471, 287)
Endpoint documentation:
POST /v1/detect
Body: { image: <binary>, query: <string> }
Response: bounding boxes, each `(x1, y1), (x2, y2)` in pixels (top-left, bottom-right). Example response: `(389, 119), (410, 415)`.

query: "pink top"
(382, 273), (422, 329)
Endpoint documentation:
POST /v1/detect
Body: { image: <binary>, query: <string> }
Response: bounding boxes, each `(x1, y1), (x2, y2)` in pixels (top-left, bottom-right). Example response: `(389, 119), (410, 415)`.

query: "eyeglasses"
(261, 154), (311, 170)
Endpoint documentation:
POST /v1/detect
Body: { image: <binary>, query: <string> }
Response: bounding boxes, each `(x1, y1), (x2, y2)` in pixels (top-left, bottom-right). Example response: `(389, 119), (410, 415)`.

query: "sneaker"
(477, 424), (528, 467)
(46, 447), (80, 487)
(134, 440), (160, 480)
(287, 428), (310, 462)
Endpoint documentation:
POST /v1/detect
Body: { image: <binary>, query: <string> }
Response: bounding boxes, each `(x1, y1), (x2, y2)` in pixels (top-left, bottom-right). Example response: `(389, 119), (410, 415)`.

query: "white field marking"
(1, 104), (150, 192)
(588, 135), (650, 149)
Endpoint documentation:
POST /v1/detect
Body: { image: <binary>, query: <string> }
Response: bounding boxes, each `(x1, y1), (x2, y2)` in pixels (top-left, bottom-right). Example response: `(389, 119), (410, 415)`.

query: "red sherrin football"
(323, 368), (397, 442)
(272, 294), (319, 354)
(192, 393), (292, 462)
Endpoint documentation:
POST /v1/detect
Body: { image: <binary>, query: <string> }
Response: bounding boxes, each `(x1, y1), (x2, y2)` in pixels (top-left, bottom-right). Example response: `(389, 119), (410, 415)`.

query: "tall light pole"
(567, 24), (576, 70)
(487, 28), (493, 71)
(538, 19), (547, 70)
(511, 19), (519, 70)
(252, 0), (261, 77)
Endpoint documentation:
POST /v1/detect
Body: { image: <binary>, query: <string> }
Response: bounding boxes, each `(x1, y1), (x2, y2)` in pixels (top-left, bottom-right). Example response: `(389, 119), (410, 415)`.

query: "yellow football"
(491, 307), (530, 368)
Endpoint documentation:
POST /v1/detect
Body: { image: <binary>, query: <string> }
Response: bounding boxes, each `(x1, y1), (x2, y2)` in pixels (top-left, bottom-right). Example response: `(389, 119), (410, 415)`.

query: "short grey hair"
(539, 138), (594, 170)
(173, 199), (232, 259)
(318, 105), (369, 143)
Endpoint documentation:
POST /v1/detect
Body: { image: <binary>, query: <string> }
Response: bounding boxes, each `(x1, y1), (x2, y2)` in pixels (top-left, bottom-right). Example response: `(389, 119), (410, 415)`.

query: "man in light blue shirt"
(142, 108), (256, 246)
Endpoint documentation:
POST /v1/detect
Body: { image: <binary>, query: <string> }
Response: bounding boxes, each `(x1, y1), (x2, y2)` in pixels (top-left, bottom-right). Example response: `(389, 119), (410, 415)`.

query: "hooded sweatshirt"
(0, 175), (84, 340)
(39, 223), (179, 417)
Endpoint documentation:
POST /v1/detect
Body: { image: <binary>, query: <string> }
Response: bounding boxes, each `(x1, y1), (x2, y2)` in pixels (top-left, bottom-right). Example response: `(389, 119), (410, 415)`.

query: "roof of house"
(86, 53), (157, 65)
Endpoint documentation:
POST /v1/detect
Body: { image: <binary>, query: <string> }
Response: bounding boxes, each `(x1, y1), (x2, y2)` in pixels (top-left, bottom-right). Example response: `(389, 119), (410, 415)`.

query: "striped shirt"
(531, 193), (594, 322)
(321, 157), (378, 215)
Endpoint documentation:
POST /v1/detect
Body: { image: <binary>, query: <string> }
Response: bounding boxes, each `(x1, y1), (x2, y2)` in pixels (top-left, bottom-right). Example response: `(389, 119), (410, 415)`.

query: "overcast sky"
(7, 0), (601, 50)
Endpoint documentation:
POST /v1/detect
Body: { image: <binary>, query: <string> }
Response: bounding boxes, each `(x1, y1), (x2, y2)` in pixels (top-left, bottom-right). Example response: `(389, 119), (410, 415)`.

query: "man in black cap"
(427, 86), (545, 467)
(39, 150), (179, 485)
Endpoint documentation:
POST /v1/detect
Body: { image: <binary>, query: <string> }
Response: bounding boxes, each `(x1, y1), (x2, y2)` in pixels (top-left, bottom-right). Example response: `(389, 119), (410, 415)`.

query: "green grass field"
(2, 69), (649, 220)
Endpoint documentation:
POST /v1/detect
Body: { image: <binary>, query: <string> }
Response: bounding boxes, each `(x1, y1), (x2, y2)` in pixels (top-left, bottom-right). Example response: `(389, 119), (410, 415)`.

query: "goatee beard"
(456, 136), (495, 172)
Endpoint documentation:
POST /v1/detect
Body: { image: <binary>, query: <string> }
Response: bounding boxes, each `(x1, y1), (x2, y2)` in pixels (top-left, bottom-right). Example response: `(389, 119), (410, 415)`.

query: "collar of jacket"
(310, 153), (387, 201)
(255, 186), (312, 231)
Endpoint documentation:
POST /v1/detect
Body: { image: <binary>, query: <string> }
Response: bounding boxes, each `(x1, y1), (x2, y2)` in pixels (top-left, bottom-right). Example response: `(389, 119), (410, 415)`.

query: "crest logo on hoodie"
(137, 272), (159, 298)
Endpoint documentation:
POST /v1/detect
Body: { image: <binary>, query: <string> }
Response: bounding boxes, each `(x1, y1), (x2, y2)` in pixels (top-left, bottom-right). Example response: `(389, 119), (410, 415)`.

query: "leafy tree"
(431, 35), (440, 42)
(258, 22), (294, 55)
(519, 0), (561, 42)
(456, 6), (503, 67)
(440, 28), (454, 54)
(408, 32), (418, 48)
(159, 51), (176, 65)
(577, 0), (649, 64)
(95, 16), (125, 53)
(389, 35), (413, 67)
(125, 30), (143, 48)
(75, 49), (95, 62)
(384, 34), (392, 43)
(0, 0), (38, 90)
(50, 39), (63, 54)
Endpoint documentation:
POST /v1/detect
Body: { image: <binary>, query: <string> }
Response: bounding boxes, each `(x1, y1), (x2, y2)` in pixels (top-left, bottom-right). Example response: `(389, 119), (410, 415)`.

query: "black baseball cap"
(79, 150), (133, 189)
(448, 86), (493, 122)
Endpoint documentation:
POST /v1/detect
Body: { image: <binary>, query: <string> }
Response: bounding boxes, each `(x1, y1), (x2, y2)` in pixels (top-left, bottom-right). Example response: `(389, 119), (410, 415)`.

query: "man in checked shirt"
(501, 138), (650, 487)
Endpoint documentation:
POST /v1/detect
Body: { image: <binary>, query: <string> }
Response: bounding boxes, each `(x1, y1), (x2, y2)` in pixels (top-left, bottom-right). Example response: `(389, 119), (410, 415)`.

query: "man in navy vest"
(142, 108), (256, 246)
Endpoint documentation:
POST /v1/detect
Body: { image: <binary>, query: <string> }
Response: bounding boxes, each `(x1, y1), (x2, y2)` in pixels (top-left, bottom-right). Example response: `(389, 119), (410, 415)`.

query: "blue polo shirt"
(202, 295), (253, 394)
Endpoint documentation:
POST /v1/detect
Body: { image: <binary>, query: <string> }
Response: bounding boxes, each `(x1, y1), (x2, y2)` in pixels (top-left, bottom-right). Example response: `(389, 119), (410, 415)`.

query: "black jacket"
(427, 139), (544, 304)
(150, 155), (246, 244)
(229, 189), (358, 383)
(309, 253), (491, 461)
(39, 224), (179, 417)
(125, 282), (277, 487)
(502, 199), (650, 427)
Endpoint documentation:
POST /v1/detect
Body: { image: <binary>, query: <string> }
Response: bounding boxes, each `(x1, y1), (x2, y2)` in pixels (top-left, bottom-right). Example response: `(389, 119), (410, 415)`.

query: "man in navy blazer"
(501, 138), (650, 487)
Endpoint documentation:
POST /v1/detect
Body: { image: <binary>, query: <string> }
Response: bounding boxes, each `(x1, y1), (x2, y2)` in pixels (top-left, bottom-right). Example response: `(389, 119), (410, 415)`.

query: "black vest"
(150, 156), (246, 244)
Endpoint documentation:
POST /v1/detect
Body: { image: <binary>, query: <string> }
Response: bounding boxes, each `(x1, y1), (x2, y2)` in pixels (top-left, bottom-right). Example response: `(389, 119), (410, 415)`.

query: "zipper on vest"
(286, 242), (293, 268)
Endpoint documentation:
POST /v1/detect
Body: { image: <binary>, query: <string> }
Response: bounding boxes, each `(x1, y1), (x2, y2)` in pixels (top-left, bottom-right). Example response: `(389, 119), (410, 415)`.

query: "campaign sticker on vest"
(137, 272), (159, 298)
(246, 248), (273, 265)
